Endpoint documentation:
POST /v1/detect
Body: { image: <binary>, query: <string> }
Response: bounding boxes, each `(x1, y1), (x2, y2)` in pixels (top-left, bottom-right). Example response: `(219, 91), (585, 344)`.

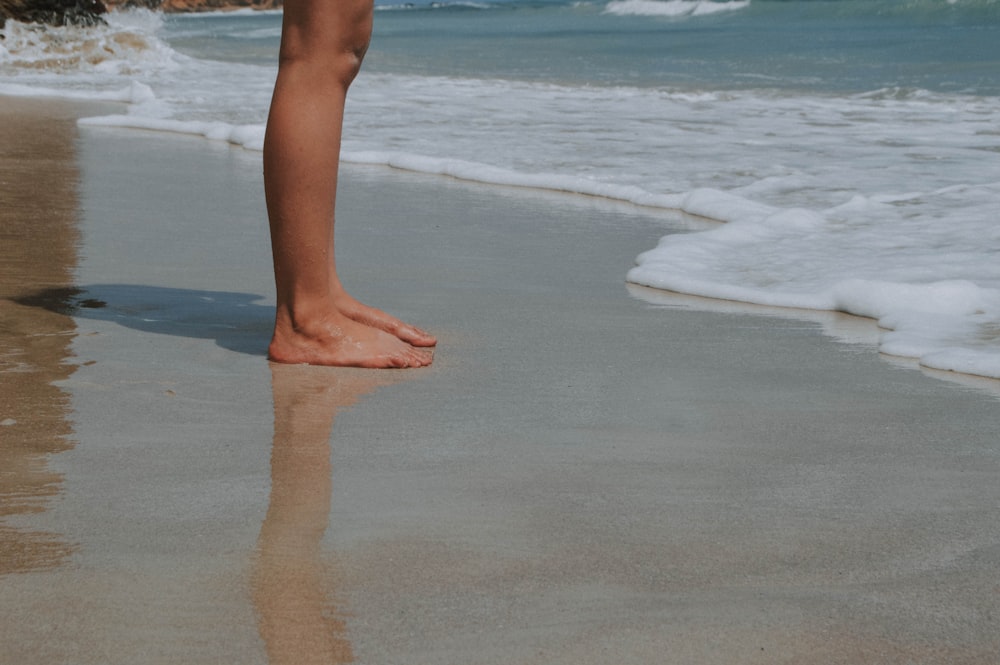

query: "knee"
(325, 16), (373, 85)
(331, 41), (369, 87)
(278, 1), (373, 86)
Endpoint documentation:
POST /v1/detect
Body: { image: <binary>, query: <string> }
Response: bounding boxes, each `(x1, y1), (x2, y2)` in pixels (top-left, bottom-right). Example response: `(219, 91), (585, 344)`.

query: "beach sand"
(2, 97), (1000, 664)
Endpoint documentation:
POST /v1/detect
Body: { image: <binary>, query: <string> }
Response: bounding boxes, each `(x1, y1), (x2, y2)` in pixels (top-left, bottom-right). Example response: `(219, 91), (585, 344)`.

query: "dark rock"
(0, 0), (280, 30)
(0, 0), (108, 28)
(111, 0), (281, 12)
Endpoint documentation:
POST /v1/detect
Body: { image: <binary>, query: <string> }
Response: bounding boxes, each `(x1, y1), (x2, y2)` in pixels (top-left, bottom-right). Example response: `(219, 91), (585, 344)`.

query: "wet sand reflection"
(0, 99), (85, 575)
(253, 363), (408, 664)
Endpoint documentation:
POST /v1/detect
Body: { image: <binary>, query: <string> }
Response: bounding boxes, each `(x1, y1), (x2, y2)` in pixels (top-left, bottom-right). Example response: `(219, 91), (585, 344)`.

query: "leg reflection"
(253, 363), (396, 664)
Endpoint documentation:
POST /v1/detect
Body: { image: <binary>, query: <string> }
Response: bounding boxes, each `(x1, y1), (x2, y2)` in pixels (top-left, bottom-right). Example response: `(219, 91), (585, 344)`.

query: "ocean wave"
(168, 7), (283, 17)
(0, 80), (154, 103)
(603, 0), (749, 17)
(627, 182), (1000, 380)
(374, 1), (496, 11)
(747, 0), (1000, 21)
(0, 9), (176, 76)
(1, 9), (272, 125)
(392, 0), (1000, 21)
(341, 150), (688, 206)
(78, 113), (265, 149)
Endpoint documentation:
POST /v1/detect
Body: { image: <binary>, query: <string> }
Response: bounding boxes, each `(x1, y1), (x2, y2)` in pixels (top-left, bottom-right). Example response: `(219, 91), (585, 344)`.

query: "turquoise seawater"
(164, 0), (1000, 94)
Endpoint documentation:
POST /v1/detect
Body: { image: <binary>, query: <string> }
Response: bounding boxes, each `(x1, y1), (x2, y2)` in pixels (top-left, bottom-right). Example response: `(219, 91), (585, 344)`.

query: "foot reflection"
(253, 363), (407, 664)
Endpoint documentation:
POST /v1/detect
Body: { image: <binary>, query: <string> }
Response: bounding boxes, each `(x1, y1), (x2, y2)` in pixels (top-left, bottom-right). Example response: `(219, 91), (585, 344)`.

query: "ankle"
(274, 299), (343, 337)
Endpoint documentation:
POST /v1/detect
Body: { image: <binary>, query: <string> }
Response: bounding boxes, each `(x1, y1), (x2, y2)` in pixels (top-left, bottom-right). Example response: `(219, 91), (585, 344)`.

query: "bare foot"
(269, 309), (433, 368)
(332, 291), (437, 347)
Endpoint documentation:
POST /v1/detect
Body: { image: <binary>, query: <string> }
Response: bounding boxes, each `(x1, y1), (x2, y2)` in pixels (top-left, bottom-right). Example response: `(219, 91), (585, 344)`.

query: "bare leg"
(265, 0), (434, 368)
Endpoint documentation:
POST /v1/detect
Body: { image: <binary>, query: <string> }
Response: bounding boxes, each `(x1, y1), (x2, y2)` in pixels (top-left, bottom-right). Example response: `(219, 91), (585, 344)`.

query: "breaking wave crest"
(0, 9), (175, 75)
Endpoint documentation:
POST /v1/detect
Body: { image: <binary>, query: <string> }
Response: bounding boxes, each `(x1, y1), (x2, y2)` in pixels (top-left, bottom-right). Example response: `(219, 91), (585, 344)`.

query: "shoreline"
(4, 88), (999, 383)
(9, 87), (1000, 385)
(2, 97), (1000, 664)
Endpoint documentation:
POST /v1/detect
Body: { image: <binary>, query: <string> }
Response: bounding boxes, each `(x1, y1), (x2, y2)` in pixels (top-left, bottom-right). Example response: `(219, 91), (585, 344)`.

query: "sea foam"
(627, 181), (1000, 379)
(78, 114), (266, 150)
(603, 0), (750, 17)
(0, 9), (173, 74)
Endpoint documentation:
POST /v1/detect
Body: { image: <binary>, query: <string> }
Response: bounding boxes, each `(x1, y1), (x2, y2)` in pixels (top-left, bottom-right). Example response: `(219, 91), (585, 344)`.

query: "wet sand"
(0, 97), (105, 577)
(2, 98), (1000, 664)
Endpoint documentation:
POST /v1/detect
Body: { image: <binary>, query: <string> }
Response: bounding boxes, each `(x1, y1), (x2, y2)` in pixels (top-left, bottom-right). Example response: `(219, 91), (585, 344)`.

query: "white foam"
(0, 80), (154, 103)
(375, 2), (494, 10)
(0, 10), (175, 74)
(603, 0), (750, 17)
(342, 150), (686, 206)
(170, 7), (283, 17)
(78, 114), (266, 149)
(627, 182), (1000, 379)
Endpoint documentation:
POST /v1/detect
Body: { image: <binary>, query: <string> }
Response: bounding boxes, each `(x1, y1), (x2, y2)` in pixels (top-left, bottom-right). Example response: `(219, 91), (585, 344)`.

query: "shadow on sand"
(12, 284), (274, 357)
